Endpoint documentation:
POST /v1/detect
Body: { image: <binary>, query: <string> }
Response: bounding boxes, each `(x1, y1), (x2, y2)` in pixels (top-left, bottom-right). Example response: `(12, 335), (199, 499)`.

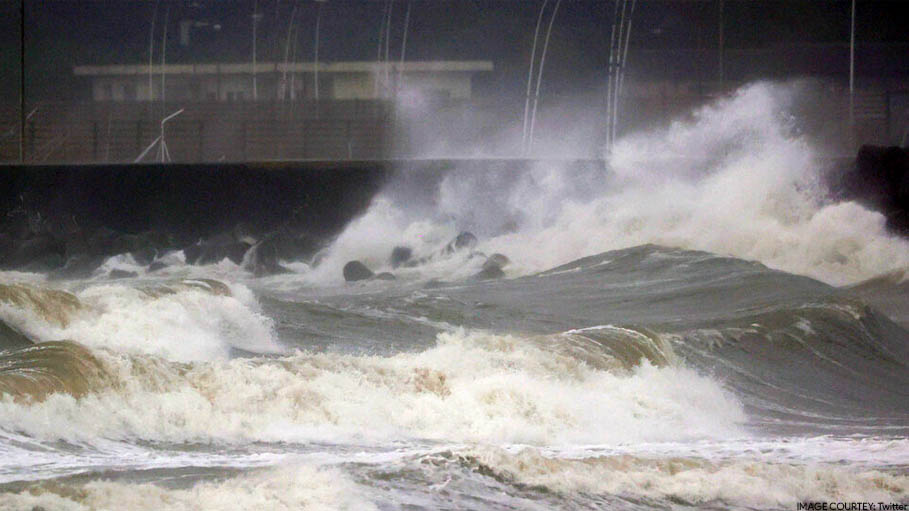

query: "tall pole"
(252, 0), (258, 101)
(849, 0), (855, 137)
(148, 2), (159, 104)
(19, 0), (24, 162)
(161, 6), (169, 114)
(375, 1), (390, 96)
(399, 0), (411, 90)
(522, 0), (548, 155)
(384, 1), (394, 90)
(400, 1), (411, 65)
(615, 0), (636, 110)
(611, 0), (627, 147)
(281, 2), (300, 101)
(527, 0), (561, 155)
(718, 0), (724, 90)
(314, 1), (323, 102)
(605, 0), (620, 152)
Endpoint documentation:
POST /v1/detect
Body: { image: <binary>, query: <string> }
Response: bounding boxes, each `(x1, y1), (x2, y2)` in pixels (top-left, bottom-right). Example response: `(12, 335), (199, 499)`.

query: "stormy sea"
(0, 85), (907, 510)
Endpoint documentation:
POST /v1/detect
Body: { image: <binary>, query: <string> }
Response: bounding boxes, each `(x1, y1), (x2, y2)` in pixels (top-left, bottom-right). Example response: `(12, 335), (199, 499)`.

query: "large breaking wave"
(308, 83), (909, 287)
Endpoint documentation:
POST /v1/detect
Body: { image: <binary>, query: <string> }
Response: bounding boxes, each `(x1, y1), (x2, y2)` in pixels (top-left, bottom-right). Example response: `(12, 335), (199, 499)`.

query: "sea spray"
(312, 83), (909, 286)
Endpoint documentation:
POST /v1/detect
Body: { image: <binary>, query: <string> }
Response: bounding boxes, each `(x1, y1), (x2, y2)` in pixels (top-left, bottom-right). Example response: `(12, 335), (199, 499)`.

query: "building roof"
(74, 61), (494, 76)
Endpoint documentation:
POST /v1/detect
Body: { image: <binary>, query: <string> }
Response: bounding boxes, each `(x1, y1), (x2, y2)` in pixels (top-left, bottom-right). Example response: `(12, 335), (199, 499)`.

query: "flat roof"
(74, 61), (494, 76)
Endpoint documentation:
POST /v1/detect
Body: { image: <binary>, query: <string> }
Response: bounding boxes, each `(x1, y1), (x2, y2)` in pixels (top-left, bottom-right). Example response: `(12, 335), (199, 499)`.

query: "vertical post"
(252, 0), (258, 101)
(161, 6), (169, 118)
(718, 0), (724, 90)
(522, 0), (548, 155)
(92, 121), (99, 160)
(605, 0), (619, 152)
(314, 1), (323, 103)
(19, 0), (25, 162)
(197, 120), (204, 162)
(849, 0), (856, 140)
(148, 1), (158, 107)
(527, 0), (562, 155)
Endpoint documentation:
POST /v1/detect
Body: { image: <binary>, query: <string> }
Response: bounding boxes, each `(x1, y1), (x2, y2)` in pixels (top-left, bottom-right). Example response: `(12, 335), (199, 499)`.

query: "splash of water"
(317, 83), (909, 286)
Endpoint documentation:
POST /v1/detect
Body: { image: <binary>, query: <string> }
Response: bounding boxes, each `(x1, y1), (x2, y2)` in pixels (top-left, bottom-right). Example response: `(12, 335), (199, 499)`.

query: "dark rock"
(390, 246), (413, 269)
(374, 272), (396, 281)
(343, 260), (374, 282)
(472, 264), (505, 281)
(87, 227), (131, 257)
(245, 228), (319, 276)
(185, 238), (251, 266)
(843, 146), (909, 234)
(4, 235), (64, 268)
(472, 253), (510, 281)
(232, 222), (259, 245)
(20, 253), (66, 272)
(0, 318), (32, 350)
(0, 233), (14, 265)
(444, 232), (477, 254)
(0, 210), (31, 240)
(49, 254), (106, 280)
(130, 247), (158, 266)
(109, 269), (139, 279)
(64, 236), (90, 261)
(148, 261), (168, 273)
(244, 240), (291, 277)
(484, 253), (510, 270)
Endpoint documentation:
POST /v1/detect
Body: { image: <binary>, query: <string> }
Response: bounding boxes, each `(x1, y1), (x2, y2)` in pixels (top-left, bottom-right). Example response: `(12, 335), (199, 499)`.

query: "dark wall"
(0, 161), (389, 244)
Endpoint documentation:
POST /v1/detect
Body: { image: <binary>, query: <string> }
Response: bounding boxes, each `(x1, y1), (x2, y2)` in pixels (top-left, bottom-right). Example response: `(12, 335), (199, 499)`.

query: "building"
(73, 61), (494, 103)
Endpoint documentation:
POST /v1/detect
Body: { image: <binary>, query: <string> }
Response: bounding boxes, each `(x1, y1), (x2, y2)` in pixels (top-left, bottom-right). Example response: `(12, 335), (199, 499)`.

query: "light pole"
(849, 0), (856, 141)
(252, 0), (262, 101)
(19, 0), (24, 162)
(314, 0), (327, 103)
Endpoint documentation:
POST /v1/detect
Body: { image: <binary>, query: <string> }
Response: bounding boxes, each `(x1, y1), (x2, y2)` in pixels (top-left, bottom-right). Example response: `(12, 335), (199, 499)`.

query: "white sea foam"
(0, 280), (281, 362)
(460, 446), (909, 507)
(0, 464), (375, 511)
(311, 83), (909, 286)
(0, 330), (744, 445)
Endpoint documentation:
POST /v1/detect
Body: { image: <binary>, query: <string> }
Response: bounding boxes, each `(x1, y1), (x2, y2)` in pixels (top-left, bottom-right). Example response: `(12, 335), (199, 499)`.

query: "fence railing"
(0, 100), (393, 163)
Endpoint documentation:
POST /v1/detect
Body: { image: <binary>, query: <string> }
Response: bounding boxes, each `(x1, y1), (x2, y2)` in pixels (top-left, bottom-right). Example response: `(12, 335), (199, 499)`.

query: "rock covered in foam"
(390, 246), (413, 269)
(343, 260), (374, 282)
(472, 253), (510, 280)
(444, 232), (478, 254)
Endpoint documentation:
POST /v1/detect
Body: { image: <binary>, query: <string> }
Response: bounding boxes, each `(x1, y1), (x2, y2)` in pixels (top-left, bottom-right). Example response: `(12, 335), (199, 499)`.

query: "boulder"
(244, 241), (291, 277)
(444, 232), (477, 254)
(4, 235), (64, 269)
(244, 228), (318, 276)
(49, 254), (105, 280)
(484, 253), (510, 270)
(0, 233), (14, 266)
(472, 253), (510, 281)
(148, 261), (168, 273)
(343, 260), (374, 282)
(184, 235), (251, 266)
(390, 246), (413, 269)
(109, 269), (139, 279)
(87, 227), (131, 257)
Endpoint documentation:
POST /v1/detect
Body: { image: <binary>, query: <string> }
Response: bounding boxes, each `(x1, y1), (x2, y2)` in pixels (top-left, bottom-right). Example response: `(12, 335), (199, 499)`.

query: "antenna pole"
(19, 0), (24, 162)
